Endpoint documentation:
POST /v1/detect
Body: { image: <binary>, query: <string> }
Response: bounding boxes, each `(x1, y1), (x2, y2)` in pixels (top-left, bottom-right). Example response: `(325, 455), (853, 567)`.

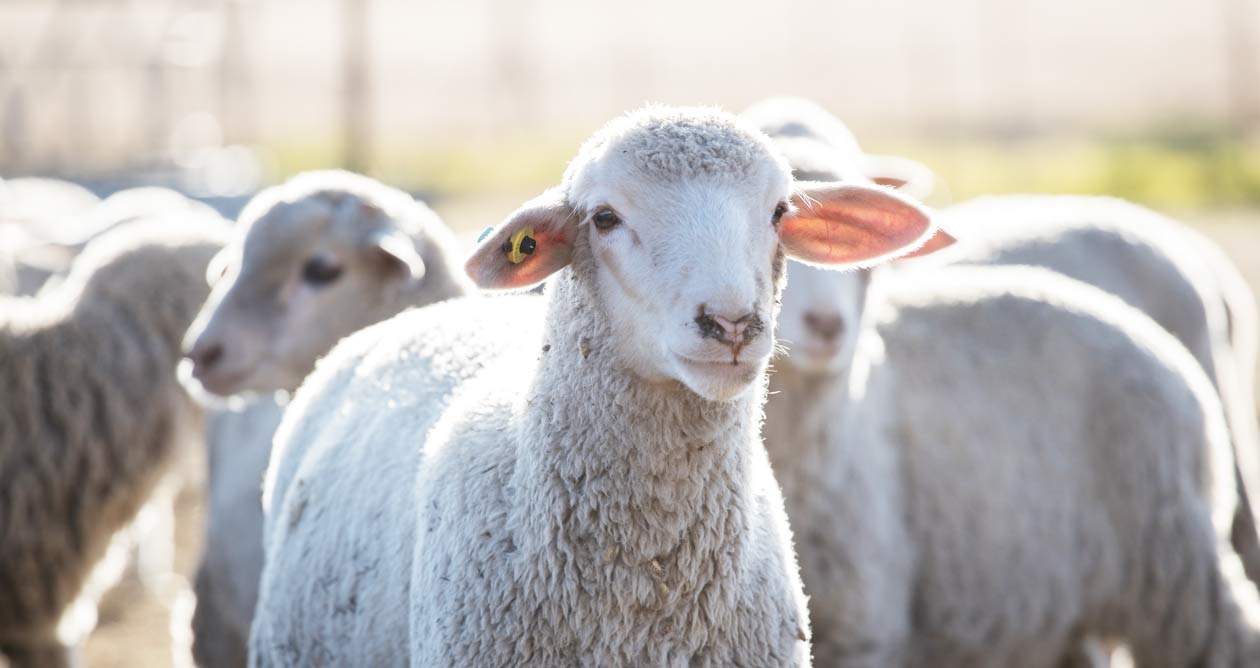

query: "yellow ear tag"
(503, 227), (537, 264)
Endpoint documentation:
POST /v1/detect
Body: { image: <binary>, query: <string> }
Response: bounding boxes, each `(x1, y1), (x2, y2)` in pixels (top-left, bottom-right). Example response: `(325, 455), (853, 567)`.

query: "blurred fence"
(1, 0), (1258, 196)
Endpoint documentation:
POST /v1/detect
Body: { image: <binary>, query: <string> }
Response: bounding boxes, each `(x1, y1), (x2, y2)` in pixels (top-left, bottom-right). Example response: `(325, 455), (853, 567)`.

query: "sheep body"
(186, 171), (474, 668)
(251, 295), (544, 666)
(767, 264), (1260, 667)
(937, 195), (1260, 578)
(0, 217), (228, 667)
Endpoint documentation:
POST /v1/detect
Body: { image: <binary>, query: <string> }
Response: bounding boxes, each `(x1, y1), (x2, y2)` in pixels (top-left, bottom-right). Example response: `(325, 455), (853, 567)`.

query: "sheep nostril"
(804, 312), (844, 342)
(696, 308), (764, 345)
(189, 342), (225, 371)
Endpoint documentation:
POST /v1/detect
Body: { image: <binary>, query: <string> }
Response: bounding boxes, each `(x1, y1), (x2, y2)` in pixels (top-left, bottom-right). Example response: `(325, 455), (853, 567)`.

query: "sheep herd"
(2, 98), (1260, 668)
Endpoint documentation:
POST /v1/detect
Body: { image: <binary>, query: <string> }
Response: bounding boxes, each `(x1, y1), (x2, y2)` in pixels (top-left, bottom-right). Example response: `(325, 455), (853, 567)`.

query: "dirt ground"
(78, 207), (1260, 667)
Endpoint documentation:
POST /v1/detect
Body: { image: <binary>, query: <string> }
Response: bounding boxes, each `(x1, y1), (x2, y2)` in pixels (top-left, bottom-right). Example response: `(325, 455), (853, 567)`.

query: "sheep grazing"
(753, 102), (1260, 666)
(249, 105), (942, 666)
(0, 216), (230, 668)
(179, 170), (474, 668)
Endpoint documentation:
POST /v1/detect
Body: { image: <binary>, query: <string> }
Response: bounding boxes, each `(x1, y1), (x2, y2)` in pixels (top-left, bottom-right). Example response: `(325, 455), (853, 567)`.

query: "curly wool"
(0, 217), (229, 665)
(251, 108), (811, 667)
(563, 105), (789, 192)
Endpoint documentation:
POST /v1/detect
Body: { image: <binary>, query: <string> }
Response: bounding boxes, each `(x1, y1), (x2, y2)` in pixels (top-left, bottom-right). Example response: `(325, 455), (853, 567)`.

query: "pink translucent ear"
(780, 182), (936, 267)
(465, 187), (577, 290)
(899, 227), (957, 258)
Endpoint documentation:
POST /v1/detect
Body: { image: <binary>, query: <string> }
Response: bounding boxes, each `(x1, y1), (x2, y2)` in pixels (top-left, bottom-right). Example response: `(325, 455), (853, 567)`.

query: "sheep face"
(466, 107), (938, 403)
(183, 187), (427, 397)
(778, 261), (871, 375)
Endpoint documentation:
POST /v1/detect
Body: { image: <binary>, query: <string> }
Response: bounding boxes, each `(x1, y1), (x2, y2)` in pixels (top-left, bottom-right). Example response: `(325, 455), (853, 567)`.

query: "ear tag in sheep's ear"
(502, 226), (537, 264)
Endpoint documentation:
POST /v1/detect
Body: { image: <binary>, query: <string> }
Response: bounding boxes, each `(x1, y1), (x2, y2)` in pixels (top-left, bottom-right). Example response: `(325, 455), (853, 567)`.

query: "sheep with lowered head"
(0, 215), (229, 668)
(179, 170), (473, 668)
(249, 105), (944, 666)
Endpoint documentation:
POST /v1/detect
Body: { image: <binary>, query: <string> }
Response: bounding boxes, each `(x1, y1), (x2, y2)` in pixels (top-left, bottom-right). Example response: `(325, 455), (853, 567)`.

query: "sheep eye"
(592, 208), (621, 231)
(301, 257), (343, 286)
(772, 202), (788, 225)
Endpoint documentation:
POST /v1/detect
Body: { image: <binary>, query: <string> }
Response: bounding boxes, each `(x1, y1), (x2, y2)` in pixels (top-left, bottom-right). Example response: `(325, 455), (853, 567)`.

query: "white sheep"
(1, 185), (218, 298)
(933, 195), (1260, 578)
(248, 105), (943, 666)
(746, 97), (1260, 584)
(0, 215), (230, 668)
(772, 261), (1260, 667)
(752, 106), (1260, 665)
(178, 170), (474, 668)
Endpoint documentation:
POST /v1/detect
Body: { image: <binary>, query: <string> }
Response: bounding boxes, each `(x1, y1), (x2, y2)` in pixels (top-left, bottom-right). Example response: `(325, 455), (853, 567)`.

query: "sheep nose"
(695, 307), (764, 346)
(186, 340), (225, 372)
(803, 311), (844, 342)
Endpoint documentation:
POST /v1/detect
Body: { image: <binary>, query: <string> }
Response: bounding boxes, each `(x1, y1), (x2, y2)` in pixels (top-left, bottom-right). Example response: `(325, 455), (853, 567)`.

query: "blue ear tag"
(477, 226), (494, 242)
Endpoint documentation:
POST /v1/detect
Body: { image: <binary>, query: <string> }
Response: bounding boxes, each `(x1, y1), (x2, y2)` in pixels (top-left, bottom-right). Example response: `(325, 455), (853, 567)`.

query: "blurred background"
(2, 0), (1259, 664)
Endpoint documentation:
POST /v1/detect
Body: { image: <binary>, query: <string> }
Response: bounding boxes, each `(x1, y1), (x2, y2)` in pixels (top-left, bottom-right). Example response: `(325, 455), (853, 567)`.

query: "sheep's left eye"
(301, 257), (343, 286)
(772, 202), (788, 225)
(592, 208), (621, 231)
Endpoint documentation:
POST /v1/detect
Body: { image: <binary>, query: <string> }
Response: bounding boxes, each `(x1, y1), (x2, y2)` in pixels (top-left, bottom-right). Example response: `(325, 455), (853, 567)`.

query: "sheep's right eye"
(772, 202), (788, 225)
(301, 257), (343, 287)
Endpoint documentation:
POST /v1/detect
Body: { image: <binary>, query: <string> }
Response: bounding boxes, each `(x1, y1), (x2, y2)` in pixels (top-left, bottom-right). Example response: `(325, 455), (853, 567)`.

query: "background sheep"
(0, 216), (229, 668)
(249, 106), (939, 666)
(749, 102), (1260, 665)
(772, 260), (1260, 667)
(746, 96), (1260, 584)
(933, 195), (1260, 578)
(178, 170), (473, 668)
(1, 186), (218, 299)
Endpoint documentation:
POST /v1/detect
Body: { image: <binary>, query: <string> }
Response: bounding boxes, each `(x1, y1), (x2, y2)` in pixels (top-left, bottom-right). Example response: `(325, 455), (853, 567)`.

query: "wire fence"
(2, 0), (1258, 194)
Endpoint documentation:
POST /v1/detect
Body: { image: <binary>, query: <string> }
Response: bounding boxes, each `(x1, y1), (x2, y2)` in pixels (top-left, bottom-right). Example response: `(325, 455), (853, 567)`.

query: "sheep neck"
(763, 363), (848, 471)
(511, 267), (762, 577)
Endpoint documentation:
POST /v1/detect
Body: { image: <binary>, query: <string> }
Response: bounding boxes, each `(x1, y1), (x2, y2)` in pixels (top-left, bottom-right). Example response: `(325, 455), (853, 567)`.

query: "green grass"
(265, 124), (1260, 211)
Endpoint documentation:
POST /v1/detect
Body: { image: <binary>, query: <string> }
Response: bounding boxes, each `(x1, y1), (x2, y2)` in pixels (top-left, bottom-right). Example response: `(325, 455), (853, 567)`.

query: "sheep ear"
(863, 154), (936, 201)
(465, 187), (576, 290)
(205, 247), (233, 286)
(368, 228), (426, 283)
(780, 181), (936, 268)
(898, 227), (957, 258)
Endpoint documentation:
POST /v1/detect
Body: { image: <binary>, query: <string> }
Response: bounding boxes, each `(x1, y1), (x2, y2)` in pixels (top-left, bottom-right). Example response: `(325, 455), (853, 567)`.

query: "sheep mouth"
(182, 360), (256, 398)
(675, 354), (762, 377)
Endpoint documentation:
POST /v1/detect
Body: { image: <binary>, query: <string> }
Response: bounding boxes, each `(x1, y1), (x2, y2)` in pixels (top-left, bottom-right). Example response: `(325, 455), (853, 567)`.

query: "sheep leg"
(0, 640), (82, 668)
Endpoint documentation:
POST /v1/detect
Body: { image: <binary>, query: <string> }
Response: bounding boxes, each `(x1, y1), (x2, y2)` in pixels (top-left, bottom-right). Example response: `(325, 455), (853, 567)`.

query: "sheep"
(752, 107), (1260, 666)
(771, 261), (1260, 667)
(745, 96), (1260, 584)
(1, 186), (218, 298)
(0, 215), (230, 668)
(933, 195), (1260, 579)
(247, 105), (944, 666)
(178, 170), (474, 668)
(0, 177), (101, 227)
